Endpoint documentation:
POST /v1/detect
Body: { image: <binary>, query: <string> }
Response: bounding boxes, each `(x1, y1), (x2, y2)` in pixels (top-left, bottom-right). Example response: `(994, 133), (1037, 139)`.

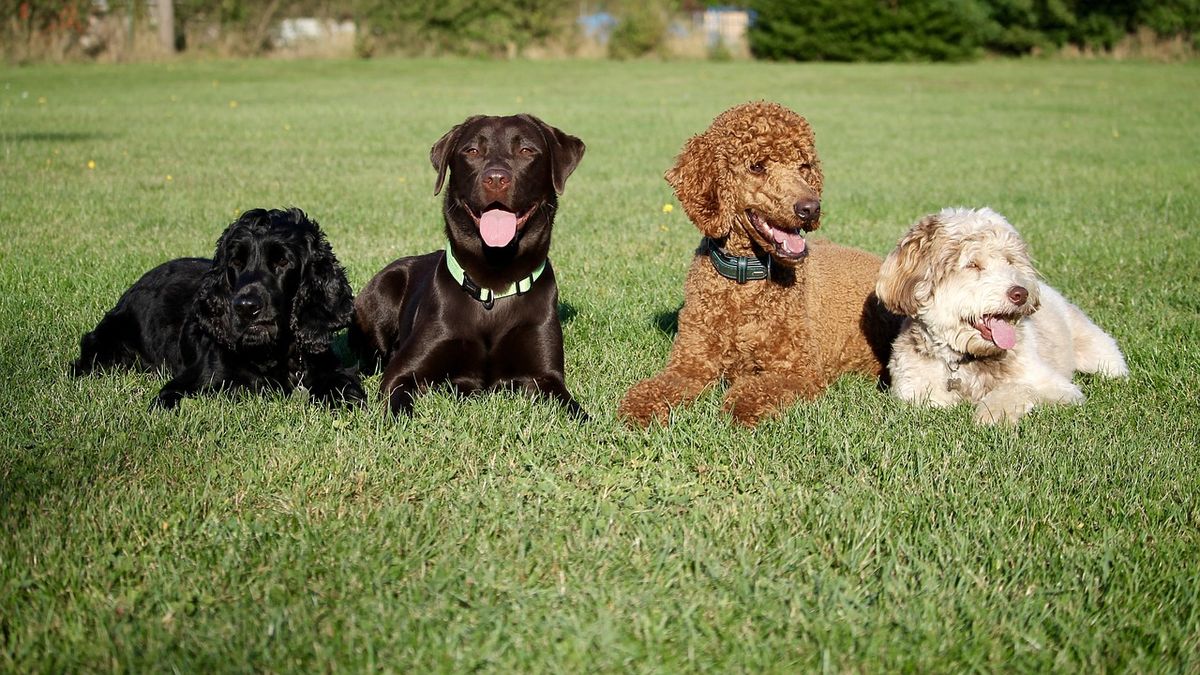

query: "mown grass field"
(1, 57), (1198, 671)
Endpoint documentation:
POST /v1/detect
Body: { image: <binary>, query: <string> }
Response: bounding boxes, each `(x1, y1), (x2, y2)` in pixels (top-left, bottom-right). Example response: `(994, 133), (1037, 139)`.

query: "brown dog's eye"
(749, 161), (766, 174)
(519, 146), (536, 155)
(463, 147), (479, 157)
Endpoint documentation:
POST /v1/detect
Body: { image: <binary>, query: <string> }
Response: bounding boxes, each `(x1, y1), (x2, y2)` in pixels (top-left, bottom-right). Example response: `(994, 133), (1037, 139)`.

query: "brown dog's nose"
(1008, 285), (1029, 306)
(793, 198), (821, 223)
(483, 168), (511, 193)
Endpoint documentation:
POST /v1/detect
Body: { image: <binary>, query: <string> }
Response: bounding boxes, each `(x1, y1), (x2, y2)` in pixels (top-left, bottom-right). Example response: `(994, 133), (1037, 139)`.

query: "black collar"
(706, 238), (771, 283)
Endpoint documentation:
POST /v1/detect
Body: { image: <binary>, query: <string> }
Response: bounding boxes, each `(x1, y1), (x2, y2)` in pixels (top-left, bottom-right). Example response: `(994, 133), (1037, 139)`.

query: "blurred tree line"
(3, 0), (605, 58)
(4, 0), (1197, 61)
(749, 0), (1200, 61)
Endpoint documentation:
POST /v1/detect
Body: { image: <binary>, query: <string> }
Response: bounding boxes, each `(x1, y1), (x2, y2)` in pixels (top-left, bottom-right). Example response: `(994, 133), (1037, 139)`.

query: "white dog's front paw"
(1054, 384), (1086, 405)
(974, 401), (1023, 425)
(974, 388), (1035, 425)
(1094, 356), (1130, 378)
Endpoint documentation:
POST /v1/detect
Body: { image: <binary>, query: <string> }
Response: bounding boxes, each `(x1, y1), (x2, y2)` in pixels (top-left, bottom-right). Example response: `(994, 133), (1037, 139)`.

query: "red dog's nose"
(1008, 285), (1028, 306)
(793, 198), (820, 223)
(483, 168), (511, 193)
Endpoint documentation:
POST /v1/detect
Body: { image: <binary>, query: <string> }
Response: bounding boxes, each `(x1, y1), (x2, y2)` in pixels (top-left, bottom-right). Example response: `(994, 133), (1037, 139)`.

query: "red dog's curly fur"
(619, 102), (900, 427)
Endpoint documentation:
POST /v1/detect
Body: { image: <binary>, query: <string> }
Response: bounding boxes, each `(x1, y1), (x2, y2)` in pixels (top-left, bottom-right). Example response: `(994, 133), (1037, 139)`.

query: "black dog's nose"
(483, 168), (511, 193)
(1008, 285), (1029, 306)
(233, 294), (263, 317)
(793, 198), (821, 222)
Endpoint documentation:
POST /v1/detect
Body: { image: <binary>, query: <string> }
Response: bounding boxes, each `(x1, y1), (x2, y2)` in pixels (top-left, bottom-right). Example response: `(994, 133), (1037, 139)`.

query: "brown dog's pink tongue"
(772, 229), (806, 255)
(982, 317), (1017, 349)
(479, 209), (517, 248)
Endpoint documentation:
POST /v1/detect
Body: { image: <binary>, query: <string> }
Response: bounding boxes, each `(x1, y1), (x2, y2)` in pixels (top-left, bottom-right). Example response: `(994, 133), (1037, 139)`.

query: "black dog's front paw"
(68, 359), (91, 378)
(150, 389), (184, 411)
(311, 377), (367, 409)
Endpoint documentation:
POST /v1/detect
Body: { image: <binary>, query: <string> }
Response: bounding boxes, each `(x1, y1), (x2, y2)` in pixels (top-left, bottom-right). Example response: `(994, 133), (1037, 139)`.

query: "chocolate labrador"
(350, 114), (587, 418)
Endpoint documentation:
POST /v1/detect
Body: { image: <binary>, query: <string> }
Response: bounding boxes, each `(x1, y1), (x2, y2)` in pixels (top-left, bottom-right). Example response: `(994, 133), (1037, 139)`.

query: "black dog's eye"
(273, 256), (291, 270)
(749, 161), (766, 174)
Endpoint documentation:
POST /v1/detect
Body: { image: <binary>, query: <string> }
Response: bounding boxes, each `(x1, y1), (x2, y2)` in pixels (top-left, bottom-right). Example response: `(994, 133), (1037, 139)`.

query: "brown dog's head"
(666, 101), (823, 265)
(431, 114), (585, 269)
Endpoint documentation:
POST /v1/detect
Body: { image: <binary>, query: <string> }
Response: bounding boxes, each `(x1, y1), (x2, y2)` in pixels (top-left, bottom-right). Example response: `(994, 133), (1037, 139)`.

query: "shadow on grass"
(0, 442), (85, 525)
(558, 302), (577, 325)
(653, 305), (682, 337)
(4, 131), (113, 143)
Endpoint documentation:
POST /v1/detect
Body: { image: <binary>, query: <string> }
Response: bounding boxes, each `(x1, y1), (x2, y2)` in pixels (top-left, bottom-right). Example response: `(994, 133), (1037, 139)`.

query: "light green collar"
(443, 240), (547, 310)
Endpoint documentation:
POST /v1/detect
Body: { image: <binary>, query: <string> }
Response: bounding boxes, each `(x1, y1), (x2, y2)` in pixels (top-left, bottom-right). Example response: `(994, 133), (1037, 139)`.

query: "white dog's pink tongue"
(479, 209), (517, 248)
(773, 229), (806, 255)
(981, 317), (1017, 350)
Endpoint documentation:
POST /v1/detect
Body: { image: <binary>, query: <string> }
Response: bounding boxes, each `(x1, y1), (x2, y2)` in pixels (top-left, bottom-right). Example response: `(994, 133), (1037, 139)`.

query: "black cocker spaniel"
(71, 208), (365, 409)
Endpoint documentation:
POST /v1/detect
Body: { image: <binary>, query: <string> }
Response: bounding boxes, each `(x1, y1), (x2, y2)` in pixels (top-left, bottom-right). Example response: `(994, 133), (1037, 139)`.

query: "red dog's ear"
(665, 129), (727, 239)
(876, 213), (942, 317)
(430, 115), (487, 196)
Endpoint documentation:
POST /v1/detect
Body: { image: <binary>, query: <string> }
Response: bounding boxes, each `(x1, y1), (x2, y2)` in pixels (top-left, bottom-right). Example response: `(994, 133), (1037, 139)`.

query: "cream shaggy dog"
(876, 207), (1128, 424)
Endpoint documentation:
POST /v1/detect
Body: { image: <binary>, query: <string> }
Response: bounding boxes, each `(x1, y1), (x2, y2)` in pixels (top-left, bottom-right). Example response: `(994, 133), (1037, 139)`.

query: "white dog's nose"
(1008, 285), (1029, 306)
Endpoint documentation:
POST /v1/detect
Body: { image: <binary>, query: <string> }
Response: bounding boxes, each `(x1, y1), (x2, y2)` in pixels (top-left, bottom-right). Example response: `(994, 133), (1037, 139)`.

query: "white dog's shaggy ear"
(665, 129), (727, 239)
(876, 214), (942, 316)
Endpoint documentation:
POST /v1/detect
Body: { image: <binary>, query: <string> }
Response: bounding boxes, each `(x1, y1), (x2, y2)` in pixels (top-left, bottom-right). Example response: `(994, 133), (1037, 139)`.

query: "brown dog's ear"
(665, 129), (726, 239)
(520, 114), (586, 194)
(430, 115), (486, 196)
(876, 213), (942, 316)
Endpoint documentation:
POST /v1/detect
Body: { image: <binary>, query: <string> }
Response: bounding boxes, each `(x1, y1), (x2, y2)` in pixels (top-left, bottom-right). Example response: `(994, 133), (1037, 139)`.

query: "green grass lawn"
(1, 57), (1198, 671)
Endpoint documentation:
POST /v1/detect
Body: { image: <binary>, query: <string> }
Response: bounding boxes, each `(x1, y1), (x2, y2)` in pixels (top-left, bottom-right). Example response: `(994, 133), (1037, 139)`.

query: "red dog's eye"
(799, 162), (812, 171)
(749, 162), (766, 174)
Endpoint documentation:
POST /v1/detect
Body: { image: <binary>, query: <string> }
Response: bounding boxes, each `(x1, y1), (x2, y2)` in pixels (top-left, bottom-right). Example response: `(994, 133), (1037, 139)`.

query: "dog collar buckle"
(459, 274), (496, 310)
(707, 238), (771, 284)
(443, 241), (545, 311)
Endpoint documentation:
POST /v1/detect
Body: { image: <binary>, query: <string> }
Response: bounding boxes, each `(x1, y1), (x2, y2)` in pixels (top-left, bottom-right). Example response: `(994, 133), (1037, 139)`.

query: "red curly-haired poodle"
(619, 102), (900, 427)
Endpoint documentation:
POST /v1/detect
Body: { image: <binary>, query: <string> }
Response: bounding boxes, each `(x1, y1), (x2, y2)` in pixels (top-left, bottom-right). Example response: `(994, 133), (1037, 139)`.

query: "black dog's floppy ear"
(194, 216), (247, 350)
(520, 114), (586, 195)
(431, 115), (487, 196)
(289, 210), (354, 353)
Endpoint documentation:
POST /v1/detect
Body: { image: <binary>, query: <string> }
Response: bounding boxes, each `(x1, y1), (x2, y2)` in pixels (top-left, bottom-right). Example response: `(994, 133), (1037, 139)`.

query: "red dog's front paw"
(722, 394), (777, 427)
(617, 380), (673, 428)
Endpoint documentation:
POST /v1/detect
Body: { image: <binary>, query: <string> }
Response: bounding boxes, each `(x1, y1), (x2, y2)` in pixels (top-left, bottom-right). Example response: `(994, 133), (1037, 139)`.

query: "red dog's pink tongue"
(773, 229), (806, 255)
(479, 209), (517, 248)
(983, 317), (1017, 350)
